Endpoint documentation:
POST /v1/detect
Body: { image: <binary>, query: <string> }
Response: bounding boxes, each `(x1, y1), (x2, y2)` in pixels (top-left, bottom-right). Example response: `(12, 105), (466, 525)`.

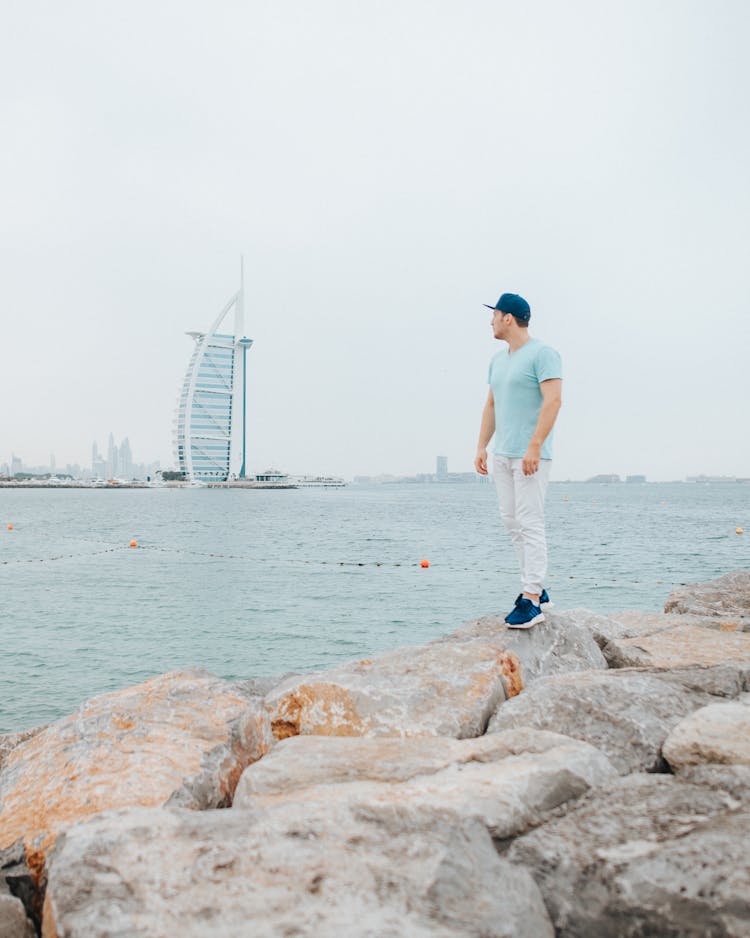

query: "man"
(474, 293), (562, 629)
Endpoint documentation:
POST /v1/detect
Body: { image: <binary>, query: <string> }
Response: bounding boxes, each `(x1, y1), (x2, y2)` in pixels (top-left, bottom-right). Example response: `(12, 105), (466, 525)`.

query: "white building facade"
(173, 267), (254, 482)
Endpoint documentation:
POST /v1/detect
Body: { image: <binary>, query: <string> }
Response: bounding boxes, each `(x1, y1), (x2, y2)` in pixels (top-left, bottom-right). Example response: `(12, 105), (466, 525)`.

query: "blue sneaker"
(505, 597), (545, 629)
(514, 589), (552, 608)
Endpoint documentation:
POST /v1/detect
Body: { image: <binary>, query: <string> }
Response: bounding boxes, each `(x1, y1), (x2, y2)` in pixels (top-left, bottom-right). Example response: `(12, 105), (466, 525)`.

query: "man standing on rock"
(475, 293), (562, 629)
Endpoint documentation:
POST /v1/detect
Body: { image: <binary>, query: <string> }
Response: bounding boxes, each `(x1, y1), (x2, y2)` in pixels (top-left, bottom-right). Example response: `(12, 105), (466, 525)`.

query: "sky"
(1, 0), (748, 481)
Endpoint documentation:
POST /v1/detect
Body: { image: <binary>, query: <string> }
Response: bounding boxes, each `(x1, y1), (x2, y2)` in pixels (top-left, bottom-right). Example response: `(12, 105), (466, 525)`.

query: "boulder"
(663, 696), (750, 770)
(42, 803), (553, 938)
(601, 622), (750, 669)
(677, 764), (750, 800)
(264, 641), (518, 740)
(508, 773), (750, 937)
(664, 569), (750, 622)
(263, 610), (607, 742)
(443, 609), (608, 681)
(233, 730), (616, 840)
(0, 669), (272, 884)
(486, 668), (716, 773)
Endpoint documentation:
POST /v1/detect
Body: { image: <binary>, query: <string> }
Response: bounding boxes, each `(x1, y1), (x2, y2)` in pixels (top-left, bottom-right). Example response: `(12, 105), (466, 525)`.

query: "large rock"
(663, 696), (750, 771)
(486, 668), (717, 773)
(508, 773), (750, 937)
(234, 730), (616, 840)
(601, 622), (750, 669)
(665, 569), (750, 622)
(264, 641), (518, 740)
(42, 803), (553, 938)
(443, 609), (608, 682)
(0, 669), (272, 883)
(264, 610), (606, 741)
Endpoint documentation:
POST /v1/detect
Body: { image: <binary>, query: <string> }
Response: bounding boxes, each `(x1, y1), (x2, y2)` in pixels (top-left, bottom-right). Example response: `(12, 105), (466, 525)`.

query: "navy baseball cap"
(484, 293), (531, 321)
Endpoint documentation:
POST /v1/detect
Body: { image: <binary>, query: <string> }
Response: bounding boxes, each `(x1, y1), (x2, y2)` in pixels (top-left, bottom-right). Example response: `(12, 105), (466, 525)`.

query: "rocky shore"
(2, 569), (750, 937)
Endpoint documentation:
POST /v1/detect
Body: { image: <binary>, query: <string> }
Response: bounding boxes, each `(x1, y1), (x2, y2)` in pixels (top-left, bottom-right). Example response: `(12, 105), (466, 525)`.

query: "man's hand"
(522, 443), (541, 476)
(475, 447), (489, 475)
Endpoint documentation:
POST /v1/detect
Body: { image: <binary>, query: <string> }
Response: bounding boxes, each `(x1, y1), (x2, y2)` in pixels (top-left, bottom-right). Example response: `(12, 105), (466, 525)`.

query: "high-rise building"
(436, 455), (448, 478)
(106, 433), (118, 480)
(174, 263), (254, 482)
(119, 438), (133, 479)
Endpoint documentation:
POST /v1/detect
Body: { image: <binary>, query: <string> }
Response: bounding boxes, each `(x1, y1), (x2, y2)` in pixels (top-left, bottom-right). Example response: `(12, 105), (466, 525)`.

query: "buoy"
(737, 527), (744, 536)
(129, 540), (138, 548)
(562, 495), (569, 502)
(7, 524), (13, 531)
(420, 559), (430, 568)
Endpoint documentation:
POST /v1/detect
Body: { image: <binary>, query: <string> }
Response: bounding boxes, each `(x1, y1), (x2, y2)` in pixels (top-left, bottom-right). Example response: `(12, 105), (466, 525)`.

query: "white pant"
(493, 455), (552, 596)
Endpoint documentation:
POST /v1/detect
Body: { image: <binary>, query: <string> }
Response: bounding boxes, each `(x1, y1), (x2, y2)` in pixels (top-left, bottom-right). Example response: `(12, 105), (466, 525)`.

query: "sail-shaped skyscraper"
(174, 264), (254, 482)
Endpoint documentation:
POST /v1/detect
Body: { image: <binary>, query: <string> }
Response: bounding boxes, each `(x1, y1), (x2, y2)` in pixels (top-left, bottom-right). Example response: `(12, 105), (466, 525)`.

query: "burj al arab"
(173, 263), (254, 482)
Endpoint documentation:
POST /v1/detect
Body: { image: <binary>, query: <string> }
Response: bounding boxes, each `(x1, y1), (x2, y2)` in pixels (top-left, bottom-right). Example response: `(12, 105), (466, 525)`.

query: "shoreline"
(1, 569), (749, 935)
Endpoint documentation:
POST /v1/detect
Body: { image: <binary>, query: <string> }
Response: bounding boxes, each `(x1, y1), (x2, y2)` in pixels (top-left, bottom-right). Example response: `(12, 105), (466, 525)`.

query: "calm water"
(1, 482), (747, 733)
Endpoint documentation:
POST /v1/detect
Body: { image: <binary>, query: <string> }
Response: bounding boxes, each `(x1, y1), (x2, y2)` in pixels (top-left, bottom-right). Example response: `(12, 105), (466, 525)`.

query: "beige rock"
(43, 803), (554, 938)
(265, 610), (606, 741)
(664, 570), (750, 622)
(234, 730), (616, 840)
(264, 641), (518, 740)
(0, 669), (272, 883)
(602, 623), (750, 669)
(486, 669), (717, 774)
(663, 696), (750, 770)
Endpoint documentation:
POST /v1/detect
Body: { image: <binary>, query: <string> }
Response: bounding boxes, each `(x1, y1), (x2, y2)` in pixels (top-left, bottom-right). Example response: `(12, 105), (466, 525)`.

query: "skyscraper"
(174, 263), (254, 482)
(119, 438), (133, 479)
(106, 433), (118, 480)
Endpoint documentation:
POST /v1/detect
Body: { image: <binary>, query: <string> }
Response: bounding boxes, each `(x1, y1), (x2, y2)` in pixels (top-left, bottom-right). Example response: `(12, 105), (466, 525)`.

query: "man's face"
(492, 308), (512, 339)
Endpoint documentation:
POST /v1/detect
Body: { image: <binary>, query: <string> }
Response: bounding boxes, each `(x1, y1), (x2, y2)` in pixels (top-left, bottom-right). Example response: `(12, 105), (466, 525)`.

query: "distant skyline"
(2, 2), (749, 482)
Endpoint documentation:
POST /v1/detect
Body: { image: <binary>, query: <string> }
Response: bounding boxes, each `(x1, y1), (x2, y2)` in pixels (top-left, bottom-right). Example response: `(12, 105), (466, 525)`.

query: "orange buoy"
(737, 527), (745, 535)
(420, 559), (430, 568)
(7, 524), (13, 530)
(129, 540), (138, 548)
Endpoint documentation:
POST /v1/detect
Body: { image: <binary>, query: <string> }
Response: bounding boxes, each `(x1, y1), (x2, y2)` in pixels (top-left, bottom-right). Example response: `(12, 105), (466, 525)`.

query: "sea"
(1, 482), (747, 734)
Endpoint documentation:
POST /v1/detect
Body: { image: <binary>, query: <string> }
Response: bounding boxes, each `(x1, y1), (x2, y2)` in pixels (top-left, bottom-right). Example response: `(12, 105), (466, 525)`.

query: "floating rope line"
(1, 547), (129, 565)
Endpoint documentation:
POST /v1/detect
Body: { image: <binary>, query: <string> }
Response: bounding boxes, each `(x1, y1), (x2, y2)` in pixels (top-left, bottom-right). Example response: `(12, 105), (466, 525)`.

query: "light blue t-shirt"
(488, 338), (562, 460)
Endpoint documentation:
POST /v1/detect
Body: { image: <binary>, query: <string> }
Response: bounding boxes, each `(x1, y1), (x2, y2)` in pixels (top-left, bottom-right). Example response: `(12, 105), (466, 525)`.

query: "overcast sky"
(1, 0), (748, 480)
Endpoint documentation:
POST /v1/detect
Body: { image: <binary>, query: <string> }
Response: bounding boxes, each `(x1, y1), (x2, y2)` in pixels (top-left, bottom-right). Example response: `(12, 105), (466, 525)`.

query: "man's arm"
(474, 388), (495, 475)
(522, 378), (562, 476)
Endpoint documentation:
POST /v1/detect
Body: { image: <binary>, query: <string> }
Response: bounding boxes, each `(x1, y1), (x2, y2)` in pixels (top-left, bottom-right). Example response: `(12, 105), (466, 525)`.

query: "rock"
(0, 895), (35, 938)
(264, 641), (518, 740)
(263, 610), (607, 742)
(486, 669), (716, 773)
(663, 696), (750, 770)
(664, 569), (750, 621)
(444, 609), (608, 682)
(558, 609), (634, 647)
(508, 773), (750, 937)
(0, 669), (272, 884)
(601, 622), (750, 669)
(610, 609), (746, 633)
(1, 840), (37, 932)
(0, 725), (47, 772)
(643, 662), (750, 697)
(234, 730), (616, 841)
(677, 764), (750, 801)
(43, 803), (554, 938)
